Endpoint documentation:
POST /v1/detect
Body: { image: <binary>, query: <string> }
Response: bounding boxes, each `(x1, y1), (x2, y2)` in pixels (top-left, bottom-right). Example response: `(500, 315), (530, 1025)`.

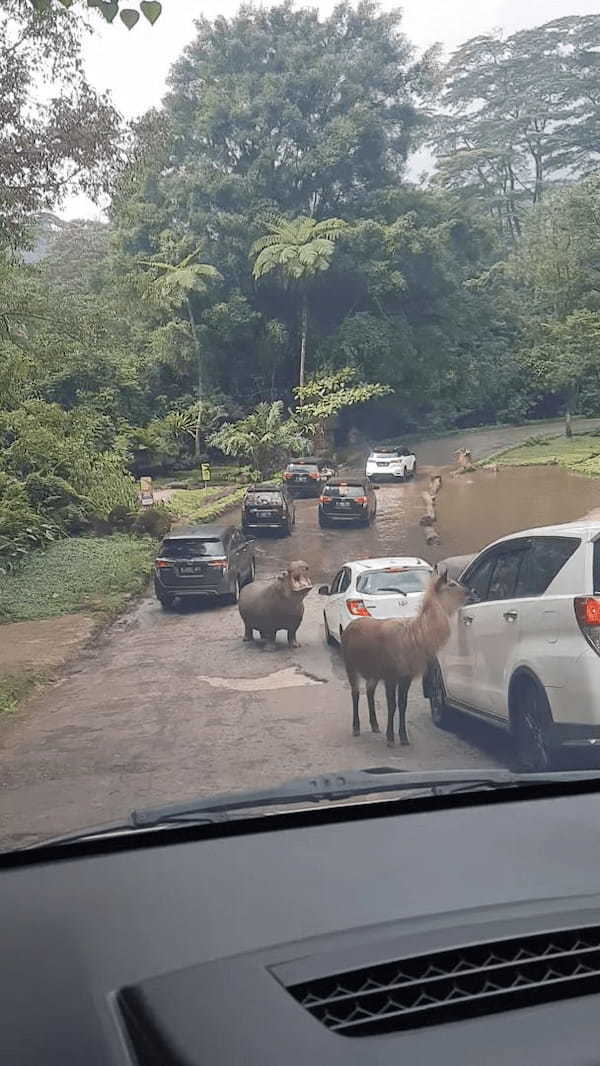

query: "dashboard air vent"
(286, 925), (600, 1036)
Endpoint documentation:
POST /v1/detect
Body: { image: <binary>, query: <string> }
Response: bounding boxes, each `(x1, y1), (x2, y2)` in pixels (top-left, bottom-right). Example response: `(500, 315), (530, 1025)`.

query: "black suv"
(318, 475), (377, 528)
(283, 457), (337, 497)
(241, 483), (295, 536)
(154, 524), (256, 609)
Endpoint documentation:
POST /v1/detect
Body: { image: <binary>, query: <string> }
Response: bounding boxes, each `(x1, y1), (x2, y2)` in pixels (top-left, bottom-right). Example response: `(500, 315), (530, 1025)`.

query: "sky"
(61, 0), (600, 219)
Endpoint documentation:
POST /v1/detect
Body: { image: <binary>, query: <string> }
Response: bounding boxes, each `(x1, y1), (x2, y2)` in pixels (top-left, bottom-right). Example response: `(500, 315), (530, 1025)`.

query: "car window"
(323, 484), (365, 497)
(356, 568), (431, 595)
(230, 530), (241, 549)
(288, 463), (319, 473)
(487, 550), (525, 601)
(330, 569), (346, 594)
(515, 536), (581, 597)
(594, 540), (600, 595)
(462, 553), (497, 602)
(339, 568), (351, 593)
(245, 491), (282, 504)
(160, 538), (224, 559)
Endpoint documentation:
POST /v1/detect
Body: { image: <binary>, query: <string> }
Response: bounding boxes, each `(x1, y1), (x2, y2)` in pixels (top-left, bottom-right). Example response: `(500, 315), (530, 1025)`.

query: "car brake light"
(208, 558), (228, 569)
(155, 559), (172, 568)
(283, 471), (292, 478)
(346, 599), (371, 617)
(574, 596), (600, 654)
(355, 496), (367, 505)
(320, 495), (332, 503)
(309, 472), (319, 479)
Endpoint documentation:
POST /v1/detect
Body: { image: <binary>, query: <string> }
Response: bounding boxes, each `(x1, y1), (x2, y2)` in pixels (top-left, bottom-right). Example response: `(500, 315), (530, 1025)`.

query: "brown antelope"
(341, 572), (466, 746)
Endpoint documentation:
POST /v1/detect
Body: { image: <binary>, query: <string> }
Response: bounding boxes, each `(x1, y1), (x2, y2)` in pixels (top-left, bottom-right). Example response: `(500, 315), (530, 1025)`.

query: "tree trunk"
(186, 296), (203, 457)
(299, 293), (308, 387)
(565, 386), (576, 438)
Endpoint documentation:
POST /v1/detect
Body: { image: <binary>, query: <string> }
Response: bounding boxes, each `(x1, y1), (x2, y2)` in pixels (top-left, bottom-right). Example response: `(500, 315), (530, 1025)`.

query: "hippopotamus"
(239, 560), (312, 648)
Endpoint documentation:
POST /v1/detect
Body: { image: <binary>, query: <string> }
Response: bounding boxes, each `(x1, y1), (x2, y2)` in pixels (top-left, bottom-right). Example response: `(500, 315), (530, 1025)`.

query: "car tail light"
(320, 495), (332, 503)
(283, 471), (292, 478)
(208, 558), (228, 570)
(155, 559), (172, 568)
(346, 599), (371, 617)
(355, 496), (367, 505)
(574, 596), (600, 654)
(309, 472), (319, 479)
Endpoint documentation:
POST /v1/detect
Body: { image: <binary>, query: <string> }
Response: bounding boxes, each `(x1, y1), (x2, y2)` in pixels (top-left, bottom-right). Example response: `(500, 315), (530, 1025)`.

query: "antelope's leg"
(385, 680), (397, 747)
(366, 680), (380, 733)
(397, 678), (411, 746)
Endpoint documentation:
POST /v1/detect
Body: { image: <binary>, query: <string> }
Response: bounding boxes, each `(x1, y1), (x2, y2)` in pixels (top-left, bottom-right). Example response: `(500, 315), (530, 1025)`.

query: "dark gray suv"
(154, 524), (256, 609)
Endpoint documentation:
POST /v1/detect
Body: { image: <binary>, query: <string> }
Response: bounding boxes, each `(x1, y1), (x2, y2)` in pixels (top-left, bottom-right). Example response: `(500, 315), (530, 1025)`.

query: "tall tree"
(432, 16), (600, 238)
(251, 216), (347, 386)
(0, 1), (121, 248)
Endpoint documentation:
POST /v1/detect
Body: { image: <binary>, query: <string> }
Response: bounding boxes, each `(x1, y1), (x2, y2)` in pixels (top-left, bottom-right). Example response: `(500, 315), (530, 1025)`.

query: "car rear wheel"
(318, 513), (330, 528)
(324, 612), (336, 646)
(427, 660), (453, 729)
(246, 557), (256, 583)
(512, 675), (554, 772)
(154, 580), (175, 610)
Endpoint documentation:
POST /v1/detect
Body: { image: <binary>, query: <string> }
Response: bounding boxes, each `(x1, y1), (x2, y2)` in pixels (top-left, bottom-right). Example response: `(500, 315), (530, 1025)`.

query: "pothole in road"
(197, 666), (326, 692)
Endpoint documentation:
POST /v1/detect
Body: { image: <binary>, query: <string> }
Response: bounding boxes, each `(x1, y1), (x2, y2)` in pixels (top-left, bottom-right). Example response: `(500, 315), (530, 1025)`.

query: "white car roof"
(488, 520), (600, 549)
(348, 556), (431, 572)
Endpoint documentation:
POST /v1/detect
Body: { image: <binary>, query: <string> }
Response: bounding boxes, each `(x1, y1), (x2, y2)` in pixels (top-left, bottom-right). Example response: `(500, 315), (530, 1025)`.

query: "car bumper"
(366, 468), (405, 479)
(321, 510), (369, 522)
(154, 574), (229, 597)
(243, 520), (286, 529)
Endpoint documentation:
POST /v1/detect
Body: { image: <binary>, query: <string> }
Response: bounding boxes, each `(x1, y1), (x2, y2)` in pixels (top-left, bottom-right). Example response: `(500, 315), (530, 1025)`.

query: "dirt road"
(2, 419), (599, 846)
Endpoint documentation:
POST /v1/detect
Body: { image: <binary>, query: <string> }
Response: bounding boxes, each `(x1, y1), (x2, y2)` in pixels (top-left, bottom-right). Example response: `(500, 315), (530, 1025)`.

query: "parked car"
(154, 524), (256, 608)
(283, 458), (323, 497)
(241, 483), (295, 536)
(427, 520), (600, 770)
(318, 475), (377, 528)
(366, 447), (416, 481)
(319, 556), (433, 643)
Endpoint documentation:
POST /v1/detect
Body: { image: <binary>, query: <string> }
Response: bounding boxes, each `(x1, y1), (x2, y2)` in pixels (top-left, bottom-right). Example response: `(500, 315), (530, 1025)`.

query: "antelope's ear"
(434, 571), (448, 591)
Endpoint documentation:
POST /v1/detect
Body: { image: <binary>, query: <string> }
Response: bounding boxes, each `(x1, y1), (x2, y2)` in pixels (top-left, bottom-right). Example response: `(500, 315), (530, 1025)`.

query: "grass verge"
(0, 672), (46, 716)
(168, 485), (247, 523)
(0, 535), (156, 623)
(482, 432), (600, 476)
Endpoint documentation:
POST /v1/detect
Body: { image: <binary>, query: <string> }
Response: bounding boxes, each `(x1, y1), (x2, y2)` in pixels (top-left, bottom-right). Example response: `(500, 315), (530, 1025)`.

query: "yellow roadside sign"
(139, 476), (154, 506)
(201, 463), (211, 482)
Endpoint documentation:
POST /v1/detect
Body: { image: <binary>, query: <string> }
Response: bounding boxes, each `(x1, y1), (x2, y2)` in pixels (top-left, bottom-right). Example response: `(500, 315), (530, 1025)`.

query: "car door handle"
(461, 614), (473, 626)
(503, 610), (518, 622)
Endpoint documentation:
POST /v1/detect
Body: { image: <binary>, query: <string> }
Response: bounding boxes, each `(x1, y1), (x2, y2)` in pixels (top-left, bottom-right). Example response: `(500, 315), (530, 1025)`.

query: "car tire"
(324, 612), (336, 646)
(319, 513), (329, 528)
(246, 557), (256, 584)
(226, 575), (241, 605)
(154, 580), (175, 610)
(511, 674), (554, 772)
(428, 660), (453, 729)
(339, 624), (344, 642)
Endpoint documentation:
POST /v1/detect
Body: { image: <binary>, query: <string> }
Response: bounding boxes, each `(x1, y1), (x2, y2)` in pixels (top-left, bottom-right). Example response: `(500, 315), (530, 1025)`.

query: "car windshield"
(356, 569), (432, 595)
(245, 492), (282, 504)
(3, 0), (600, 852)
(160, 539), (224, 559)
(324, 484), (365, 497)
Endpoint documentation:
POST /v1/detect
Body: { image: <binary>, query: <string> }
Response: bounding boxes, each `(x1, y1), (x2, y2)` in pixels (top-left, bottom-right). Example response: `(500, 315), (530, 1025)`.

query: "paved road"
(3, 417), (599, 846)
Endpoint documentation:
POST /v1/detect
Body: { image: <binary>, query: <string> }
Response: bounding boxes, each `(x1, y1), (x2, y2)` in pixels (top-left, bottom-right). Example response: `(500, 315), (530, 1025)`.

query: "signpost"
(201, 463), (211, 489)
(139, 476), (154, 508)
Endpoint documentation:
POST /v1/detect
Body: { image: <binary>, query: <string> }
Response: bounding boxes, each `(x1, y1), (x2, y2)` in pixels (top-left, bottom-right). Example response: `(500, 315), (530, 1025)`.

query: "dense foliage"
(3, 1), (600, 568)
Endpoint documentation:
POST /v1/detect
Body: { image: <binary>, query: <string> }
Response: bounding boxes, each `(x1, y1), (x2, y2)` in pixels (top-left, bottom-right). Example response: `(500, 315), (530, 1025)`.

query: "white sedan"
(318, 556), (433, 645)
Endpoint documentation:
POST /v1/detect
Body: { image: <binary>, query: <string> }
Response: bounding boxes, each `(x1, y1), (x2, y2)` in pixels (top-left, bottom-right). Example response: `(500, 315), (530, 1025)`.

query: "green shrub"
(0, 475), (59, 573)
(24, 472), (92, 533)
(132, 505), (172, 539)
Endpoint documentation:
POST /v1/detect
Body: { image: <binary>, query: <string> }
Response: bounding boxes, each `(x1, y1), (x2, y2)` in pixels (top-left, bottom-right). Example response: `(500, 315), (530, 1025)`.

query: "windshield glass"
(2, 0), (600, 851)
(356, 569), (432, 595)
(160, 539), (224, 559)
(323, 484), (365, 497)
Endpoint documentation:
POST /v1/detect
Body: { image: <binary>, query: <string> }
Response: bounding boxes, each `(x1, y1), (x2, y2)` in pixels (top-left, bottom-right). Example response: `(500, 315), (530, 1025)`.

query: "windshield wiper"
(28, 767), (600, 847)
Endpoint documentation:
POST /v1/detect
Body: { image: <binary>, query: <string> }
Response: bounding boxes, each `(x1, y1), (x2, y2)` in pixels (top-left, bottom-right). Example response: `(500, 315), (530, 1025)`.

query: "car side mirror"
(318, 585), (330, 595)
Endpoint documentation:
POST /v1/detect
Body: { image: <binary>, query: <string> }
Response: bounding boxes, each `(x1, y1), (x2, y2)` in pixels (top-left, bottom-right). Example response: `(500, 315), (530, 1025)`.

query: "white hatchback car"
(428, 521), (600, 770)
(318, 556), (433, 644)
(365, 449), (416, 481)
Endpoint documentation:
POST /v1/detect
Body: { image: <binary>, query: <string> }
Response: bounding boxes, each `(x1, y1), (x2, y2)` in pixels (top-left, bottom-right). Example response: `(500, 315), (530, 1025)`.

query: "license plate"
(297, 475), (308, 481)
(337, 500), (352, 509)
(377, 462), (389, 467)
(179, 564), (204, 575)
(256, 510), (273, 518)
